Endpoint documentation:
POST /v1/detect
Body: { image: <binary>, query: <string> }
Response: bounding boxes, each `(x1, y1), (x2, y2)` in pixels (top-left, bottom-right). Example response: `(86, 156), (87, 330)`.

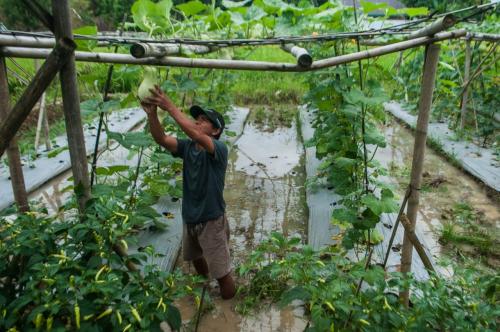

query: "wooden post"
(460, 38), (471, 130)
(0, 38), (76, 157)
(400, 43), (441, 306)
(0, 57), (29, 212)
(52, 0), (91, 213)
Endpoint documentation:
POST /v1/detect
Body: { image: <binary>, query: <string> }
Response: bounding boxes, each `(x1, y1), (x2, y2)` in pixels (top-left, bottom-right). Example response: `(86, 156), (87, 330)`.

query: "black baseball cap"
(190, 105), (225, 131)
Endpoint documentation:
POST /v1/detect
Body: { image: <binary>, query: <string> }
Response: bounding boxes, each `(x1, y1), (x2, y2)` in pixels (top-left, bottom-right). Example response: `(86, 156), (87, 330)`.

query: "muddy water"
(175, 110), (308, 331)
(376, 118), (500, 266)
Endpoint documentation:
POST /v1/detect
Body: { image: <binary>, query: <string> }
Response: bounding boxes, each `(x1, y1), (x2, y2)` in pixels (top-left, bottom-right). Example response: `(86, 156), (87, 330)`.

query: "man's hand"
(143, 85), (176, 112)
(141, 101), (157, 115)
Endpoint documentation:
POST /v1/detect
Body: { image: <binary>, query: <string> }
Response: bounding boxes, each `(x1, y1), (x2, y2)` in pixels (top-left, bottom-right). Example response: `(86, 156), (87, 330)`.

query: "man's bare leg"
(192, 257), (209, 277)
(217, 273), (236, 299)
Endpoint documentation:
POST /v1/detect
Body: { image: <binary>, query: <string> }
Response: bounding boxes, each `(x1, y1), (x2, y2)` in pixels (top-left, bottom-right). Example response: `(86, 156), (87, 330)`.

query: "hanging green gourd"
(137, 66), (158, 101)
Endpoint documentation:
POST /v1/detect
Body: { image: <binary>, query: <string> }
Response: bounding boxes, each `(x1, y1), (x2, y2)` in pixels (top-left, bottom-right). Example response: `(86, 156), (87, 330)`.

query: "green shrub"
(238, 232), (500, 332)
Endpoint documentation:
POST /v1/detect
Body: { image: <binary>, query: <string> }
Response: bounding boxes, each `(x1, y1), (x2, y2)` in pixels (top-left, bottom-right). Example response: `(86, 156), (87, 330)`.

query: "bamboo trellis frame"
(0, 1), (476, 301)
(0, 30), (466, 71)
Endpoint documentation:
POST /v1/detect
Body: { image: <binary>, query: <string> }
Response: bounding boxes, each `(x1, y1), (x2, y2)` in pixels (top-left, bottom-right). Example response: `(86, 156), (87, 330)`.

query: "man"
(141, 86), (236, 299)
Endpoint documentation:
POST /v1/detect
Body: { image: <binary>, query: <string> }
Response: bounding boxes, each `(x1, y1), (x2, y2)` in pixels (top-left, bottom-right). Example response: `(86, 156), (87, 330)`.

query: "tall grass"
(230, 46), (307, 105)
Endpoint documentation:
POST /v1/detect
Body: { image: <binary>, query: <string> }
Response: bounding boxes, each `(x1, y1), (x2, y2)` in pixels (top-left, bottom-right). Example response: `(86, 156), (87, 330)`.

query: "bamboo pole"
(42, 92), (51, 150)
(0, 34), (56, 48)
(34, 89), (47, 150)
(360, 15), (457, 46)
(52, 0), (91, 214)
(0, 57), (29, 212)
(0, 38), (76, 158)
(400, 43), (441, 307)
(0, 30), (467, 72)
(90, 14), (127, 188)
(130, 42), (216, 58)
(33, 59), (50, 151)
(399, 214), (435, 273)
(460, 38), (471, 130)
(407, 15), (456, 39)
(280, 43), (313, 67)
(467, 32), (500, 42)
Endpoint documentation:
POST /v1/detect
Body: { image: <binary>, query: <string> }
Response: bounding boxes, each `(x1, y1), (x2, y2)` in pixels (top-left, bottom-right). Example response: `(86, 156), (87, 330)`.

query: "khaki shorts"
(182, 215), (231, 280)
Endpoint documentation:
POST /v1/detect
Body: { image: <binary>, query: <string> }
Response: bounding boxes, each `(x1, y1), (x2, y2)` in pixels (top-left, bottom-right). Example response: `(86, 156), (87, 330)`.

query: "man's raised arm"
(141, 102), (178, 153)
(144, 86), (216, 154)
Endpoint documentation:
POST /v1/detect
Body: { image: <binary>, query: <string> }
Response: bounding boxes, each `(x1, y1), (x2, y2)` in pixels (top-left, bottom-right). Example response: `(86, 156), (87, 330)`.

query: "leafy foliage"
(0, 194), (190, 331)
(238, 233), (500, 331)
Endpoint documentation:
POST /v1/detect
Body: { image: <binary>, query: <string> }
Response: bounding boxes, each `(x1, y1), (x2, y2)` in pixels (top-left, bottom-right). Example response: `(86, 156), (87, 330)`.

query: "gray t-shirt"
(172, 138), (228, 224)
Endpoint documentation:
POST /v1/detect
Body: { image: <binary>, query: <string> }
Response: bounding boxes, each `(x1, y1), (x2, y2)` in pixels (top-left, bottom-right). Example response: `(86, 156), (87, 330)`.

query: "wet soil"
(174, 107), (309, 331)
(376, 118), (500, 268)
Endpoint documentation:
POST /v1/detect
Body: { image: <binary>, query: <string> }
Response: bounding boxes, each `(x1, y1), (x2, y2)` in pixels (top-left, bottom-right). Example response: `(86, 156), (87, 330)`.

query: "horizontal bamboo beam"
(281, 43), (313, 67)
(0, 30), (466, 72)
(312, 30), (465, 70)
(130, 42), (217, 58)
(360, 15), (457, 46)
(466, 32), (500, 42)
(0, 34), (56, 48)
(408, 14), (456, 39)
(0, 38), (75, 157)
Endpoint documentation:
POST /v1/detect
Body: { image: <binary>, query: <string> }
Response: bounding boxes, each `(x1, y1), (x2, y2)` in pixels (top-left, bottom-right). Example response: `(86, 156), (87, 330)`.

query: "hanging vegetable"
(137, 66), (158, 100)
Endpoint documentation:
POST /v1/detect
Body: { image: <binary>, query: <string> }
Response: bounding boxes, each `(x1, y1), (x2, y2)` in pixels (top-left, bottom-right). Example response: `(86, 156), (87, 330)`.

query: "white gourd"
(137, 66), (157, 101)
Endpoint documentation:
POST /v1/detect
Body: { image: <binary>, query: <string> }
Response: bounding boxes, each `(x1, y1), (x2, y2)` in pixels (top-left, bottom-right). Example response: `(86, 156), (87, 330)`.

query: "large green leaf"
(361, 189), (398, 216)
(387, 6), (428, 17)
(279, 286), (311, 307)
(73, 25), (97, 51)
(228, 10), (246, 26)
(254, 0), (287, 15)
(176, 0), (207, 17)
(131, 0), (172, 35)
(332, 208), (358, 225)
(364, 125), (386, 147)
(173, 74), (198, 91)
(80, 99), (100, 116)
(334, 157), (357, 170)
(108, 131), (153, 149)
(245, 5), (267, 21)
(222, 0), (251, 9)
(361, 1), (388, 15)
(345, 88), (387, 106)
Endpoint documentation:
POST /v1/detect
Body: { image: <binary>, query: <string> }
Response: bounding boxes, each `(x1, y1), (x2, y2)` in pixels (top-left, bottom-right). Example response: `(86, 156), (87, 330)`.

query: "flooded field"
(12, 107), (499, 331)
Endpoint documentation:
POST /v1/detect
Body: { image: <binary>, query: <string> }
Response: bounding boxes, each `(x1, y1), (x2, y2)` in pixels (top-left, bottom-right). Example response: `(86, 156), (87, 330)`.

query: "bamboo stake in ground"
(0, 57), (29, 212)
(399, 214), (435, 273)
(0, 38), (76, 158)
(33, 59), (51, 151)
(460, 38), (472, 130)
(52, 0), (91, 214)
(400, 43), (441, 306)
